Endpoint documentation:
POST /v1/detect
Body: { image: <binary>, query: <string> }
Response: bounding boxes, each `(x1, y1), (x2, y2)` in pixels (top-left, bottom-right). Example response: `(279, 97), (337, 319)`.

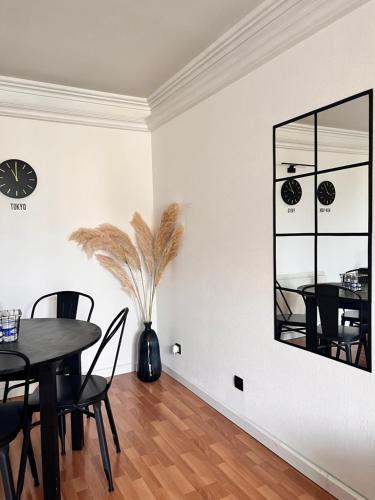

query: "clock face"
(317, 180), (335, 205)
(0, 159), (37, 199)
(281, 179), (302, 205)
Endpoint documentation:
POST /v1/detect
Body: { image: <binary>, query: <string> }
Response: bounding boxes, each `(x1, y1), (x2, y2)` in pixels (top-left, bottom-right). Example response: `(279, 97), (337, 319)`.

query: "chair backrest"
(31, 291), (94, 321)
(0, 351), (31, 434)
(345, 267), (368, 275)
(77, 308), (129, 401)
(303, 284), (362, 340)
(345, 268), (368, 284)
(275, 282), (306, 320)
(275, 281), (293, 319)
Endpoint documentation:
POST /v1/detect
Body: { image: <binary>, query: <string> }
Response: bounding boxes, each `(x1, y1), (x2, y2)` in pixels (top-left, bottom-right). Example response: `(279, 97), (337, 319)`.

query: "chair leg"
(363, 338), (370, 369)
(17, 413), (39, 498)
(355, 342), (363, 366)
(345, 345), (353, 364)
(27, 439), (39, 487)
(58, 414), (66, 455)
(94, 402), (114, 492)
(275, 325), (282, 341)
(104, 394), (121, 453)
(3, 381), (10, 404)
(0, 445), (16, 500)
(336, 345), (341, 359)
(85, 406), (90, 419)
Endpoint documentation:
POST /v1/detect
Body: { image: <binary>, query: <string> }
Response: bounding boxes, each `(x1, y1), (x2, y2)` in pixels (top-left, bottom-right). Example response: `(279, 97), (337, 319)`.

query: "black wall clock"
(281, 179), (302, 205)
(0, 159), (37, 199)
(317, 180), (335, 205)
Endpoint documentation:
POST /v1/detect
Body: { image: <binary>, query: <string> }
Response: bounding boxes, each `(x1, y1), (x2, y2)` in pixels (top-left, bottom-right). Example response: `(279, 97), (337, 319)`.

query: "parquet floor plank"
(4, 373), (333, 499)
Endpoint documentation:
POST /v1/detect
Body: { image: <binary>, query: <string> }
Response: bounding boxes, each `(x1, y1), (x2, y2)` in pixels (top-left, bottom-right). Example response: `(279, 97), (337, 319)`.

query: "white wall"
(0, 115), (152, 374)
(151, 2), (375, 498)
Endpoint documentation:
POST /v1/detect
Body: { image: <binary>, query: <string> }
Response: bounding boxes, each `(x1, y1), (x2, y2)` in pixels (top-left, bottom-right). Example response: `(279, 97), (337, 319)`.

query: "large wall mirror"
(273, 90), (372, 371)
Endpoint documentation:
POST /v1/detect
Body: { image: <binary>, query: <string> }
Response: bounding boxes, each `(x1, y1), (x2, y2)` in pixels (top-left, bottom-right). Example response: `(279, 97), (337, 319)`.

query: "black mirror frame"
(273, 89), (373, 372)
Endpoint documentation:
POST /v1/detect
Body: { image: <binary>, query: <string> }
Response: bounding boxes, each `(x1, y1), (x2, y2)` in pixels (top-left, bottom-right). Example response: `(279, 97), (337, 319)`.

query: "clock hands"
(8, 161), (19, 182)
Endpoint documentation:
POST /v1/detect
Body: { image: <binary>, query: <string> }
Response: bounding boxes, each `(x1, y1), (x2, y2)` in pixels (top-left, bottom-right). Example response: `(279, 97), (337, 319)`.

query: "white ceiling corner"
(0, 0), (369, 132)
(147, 0), (370, 130)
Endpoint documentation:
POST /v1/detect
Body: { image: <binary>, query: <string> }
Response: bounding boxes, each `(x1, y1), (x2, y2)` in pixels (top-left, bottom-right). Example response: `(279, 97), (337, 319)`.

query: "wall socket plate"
(172, 343), (182, 355)
(234, 375), (243, 391)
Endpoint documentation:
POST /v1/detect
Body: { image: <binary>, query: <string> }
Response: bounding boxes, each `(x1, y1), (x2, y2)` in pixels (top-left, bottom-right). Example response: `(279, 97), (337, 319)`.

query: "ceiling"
(0, 0), (262, 98)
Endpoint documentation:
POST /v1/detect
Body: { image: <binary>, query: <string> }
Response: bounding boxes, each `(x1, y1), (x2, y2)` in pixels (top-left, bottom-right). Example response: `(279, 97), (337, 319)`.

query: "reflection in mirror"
(316, 236), (368, 369)
(317, 236), (368, 284)
(276, 175), (314, 234)
(317, 166), (368, 233)
(275, 236), (314, 348)
(317, 95), (369, 171)
(273, 90), (372, 371)
(275, 116), (314, 180)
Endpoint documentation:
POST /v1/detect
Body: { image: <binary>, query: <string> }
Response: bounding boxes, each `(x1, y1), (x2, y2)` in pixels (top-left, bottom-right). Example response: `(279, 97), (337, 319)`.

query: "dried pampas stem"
(154, 203), (180, 260)
(70, 202), (184, 323)
(130, 213), (154, 274)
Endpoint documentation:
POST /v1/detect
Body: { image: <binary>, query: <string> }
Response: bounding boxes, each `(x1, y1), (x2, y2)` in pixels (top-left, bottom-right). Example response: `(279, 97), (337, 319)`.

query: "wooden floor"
(9, 373), (334, 500)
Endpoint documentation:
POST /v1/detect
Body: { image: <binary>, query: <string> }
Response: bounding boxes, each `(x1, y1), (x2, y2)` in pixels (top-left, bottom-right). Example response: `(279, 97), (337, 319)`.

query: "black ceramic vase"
(137, 322), (162, 382)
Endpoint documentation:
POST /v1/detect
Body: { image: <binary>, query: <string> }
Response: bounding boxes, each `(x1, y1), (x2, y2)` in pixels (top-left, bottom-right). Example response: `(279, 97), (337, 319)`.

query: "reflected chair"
(3, 291), (95, 456)
(305, 284), (368, 367)
(0, 351), (39, 500)
(275, 281), (306, 340)
(29, 308), (129, 492)
(341, 268), (369, 326)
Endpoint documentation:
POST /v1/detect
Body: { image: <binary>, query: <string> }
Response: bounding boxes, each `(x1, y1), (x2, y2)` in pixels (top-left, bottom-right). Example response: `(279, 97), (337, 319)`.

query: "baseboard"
(92, 361), (136, 378)
(163, 364), (365, 500)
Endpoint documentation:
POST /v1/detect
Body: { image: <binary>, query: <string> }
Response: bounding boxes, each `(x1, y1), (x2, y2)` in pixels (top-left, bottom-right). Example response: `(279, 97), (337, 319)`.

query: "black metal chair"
(3, 291), (95, 403)
(0, 351), (39, 500)
(31, 290), (95, 322)
(3, 291), (95, 456)
(340, 268), (369, 326)
(275, 281), (306, 340)
(304, 284), (368, 367)
(29, 307), (129, 492)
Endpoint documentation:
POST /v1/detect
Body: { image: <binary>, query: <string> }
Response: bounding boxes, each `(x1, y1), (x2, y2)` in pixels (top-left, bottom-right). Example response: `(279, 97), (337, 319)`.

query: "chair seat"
(317, 324), (361, 343)
(277, 313), (306, 326)
(0, 402), (24, 446)
(29, 374), (107, 409)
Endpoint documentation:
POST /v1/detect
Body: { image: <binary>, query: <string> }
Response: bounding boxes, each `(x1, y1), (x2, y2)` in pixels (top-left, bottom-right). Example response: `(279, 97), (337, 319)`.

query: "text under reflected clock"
(0, 159), (37, 199)
(317, 180), (335, 206)
(281, 179), (302, 205)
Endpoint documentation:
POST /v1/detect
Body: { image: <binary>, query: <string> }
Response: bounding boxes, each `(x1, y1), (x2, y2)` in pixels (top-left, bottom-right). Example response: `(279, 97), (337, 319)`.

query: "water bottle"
(0, 309), (21, 342)
(2, 316), (16, 342)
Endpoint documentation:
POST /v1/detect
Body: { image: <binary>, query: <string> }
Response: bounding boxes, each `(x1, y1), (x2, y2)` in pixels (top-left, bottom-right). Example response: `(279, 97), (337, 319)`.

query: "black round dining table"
(0, 318), (101, 500)
(298, 282), (368, 306)
(296, 283), (369, 352)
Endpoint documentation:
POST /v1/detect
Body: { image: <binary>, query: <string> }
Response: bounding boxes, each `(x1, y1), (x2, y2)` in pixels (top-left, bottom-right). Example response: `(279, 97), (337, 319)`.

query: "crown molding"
(277, 123), (369, 155)
(147, 0), (369, 130)
(0, 76), (150, 132)
(0, 0), (368, 132)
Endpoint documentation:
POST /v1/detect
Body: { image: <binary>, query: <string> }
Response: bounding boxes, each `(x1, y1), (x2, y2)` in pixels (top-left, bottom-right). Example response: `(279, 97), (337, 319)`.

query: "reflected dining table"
(297, 282), (369, 352)
(0, 318), (101, 500)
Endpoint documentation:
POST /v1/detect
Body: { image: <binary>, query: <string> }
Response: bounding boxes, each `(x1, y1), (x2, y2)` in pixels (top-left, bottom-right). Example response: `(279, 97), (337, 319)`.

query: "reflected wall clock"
(0, 159), (37, 198)
(281, 179), (302, 205)
(317, 180), (335, 205)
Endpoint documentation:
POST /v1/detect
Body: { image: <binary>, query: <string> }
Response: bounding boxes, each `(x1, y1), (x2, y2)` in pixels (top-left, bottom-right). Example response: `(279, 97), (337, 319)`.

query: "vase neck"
(144, 322), (152, 330)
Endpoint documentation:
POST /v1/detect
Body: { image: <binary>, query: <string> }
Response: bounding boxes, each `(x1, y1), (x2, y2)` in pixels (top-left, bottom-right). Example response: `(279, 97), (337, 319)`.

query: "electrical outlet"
(234, 375), (243, 391)
(172, 343), (182, 355)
